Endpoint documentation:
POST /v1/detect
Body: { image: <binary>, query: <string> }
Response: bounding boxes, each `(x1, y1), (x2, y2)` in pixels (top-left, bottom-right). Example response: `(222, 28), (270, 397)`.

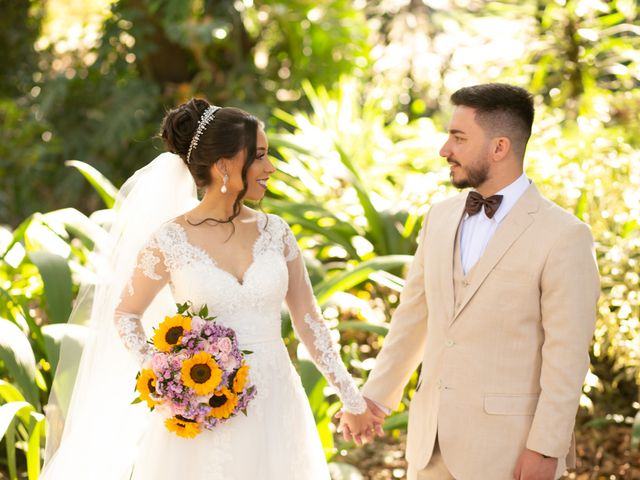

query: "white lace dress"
(113, 212), (366, 479)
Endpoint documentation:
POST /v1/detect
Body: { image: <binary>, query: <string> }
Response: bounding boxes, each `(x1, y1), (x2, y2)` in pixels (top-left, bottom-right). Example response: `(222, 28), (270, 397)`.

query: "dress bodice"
(115, 211), (367, 414)
(152, 213), (290, 345)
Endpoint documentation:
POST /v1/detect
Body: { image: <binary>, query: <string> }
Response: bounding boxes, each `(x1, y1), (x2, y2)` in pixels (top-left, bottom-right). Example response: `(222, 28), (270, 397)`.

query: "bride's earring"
(221, 174), (229, 194)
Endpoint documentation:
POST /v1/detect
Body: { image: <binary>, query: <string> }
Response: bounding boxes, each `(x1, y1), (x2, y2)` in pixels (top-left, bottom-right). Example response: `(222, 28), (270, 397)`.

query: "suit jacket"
(362, 183), (600, 480)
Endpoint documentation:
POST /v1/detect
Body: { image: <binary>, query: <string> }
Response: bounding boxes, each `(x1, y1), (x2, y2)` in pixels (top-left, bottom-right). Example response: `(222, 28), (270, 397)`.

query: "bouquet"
(133, 302), (257, 438)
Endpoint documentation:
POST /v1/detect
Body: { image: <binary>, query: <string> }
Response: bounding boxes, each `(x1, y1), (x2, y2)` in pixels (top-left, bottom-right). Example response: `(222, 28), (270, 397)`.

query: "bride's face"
(220, 128), (275, 201)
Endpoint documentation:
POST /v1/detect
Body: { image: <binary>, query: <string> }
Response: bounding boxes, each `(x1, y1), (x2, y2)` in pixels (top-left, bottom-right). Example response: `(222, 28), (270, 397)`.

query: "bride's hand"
(336, 401), (386, 445)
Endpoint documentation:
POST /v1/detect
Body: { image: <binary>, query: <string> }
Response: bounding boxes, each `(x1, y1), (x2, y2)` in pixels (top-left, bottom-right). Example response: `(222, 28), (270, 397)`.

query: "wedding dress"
(40, 153), (366, 480)
(115, 212), (366, 479)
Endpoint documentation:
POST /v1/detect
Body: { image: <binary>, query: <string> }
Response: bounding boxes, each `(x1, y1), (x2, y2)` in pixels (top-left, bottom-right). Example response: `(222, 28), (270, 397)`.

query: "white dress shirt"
(460, 173), (531, 274)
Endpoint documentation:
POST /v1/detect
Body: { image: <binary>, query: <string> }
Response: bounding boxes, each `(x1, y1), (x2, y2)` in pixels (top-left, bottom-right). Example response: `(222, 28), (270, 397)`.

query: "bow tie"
(464, 191), (504, 219)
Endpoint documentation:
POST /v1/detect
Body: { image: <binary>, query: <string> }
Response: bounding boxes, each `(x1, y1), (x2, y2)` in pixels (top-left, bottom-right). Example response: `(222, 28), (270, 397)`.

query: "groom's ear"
(490, 136), (511, 162)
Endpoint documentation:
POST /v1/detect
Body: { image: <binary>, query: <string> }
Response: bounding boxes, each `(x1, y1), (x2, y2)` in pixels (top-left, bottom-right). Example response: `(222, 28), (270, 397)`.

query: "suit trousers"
(407, 438), (455, 480)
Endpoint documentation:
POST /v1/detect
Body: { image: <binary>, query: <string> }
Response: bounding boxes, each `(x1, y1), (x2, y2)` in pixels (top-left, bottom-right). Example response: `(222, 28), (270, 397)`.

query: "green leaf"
(335, 321), (389, 337)
(0, 401), (35, 440)
(6, 419), (17, 480)
(198, 304), (208, 318)
(241, 350), (254, 355)
(315, 415), (334, 455)
(297, 360), (329, 418)
(383, 411), (408, 431)
(65, 160), (118, 208)
(27, 412), (45, 480)
(0, 288), (46, 358)
(41, 208), (110, 252)
(28, 251), (73, 324)
(0, 319), (40, 409)
(131, 397), (142, 405)
(314, 255), (412, 305)
(0, 215), (32, 261)
(176, 302), (190, 314)
(0, 380), (26, 404)
(574, 187), (588, 221)
(368, 270), (405, 292)
(41, 323), (88, 375)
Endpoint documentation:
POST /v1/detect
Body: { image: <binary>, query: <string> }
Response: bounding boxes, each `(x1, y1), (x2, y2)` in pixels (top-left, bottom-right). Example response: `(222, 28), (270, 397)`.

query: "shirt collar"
(490, 172), (531, 223)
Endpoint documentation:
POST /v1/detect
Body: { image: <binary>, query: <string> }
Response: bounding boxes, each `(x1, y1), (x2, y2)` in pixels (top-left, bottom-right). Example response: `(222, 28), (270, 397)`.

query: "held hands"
(513, 448), (558, 480)
(335, 397), (386, 446)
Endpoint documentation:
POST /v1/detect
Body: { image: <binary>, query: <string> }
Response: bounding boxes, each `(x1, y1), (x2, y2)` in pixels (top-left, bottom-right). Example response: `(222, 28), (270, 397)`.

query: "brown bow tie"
(464, 191), (504, 219)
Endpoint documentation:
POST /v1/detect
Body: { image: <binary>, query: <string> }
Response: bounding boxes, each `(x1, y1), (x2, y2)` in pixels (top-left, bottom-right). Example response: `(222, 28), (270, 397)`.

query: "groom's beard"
(449, 155), (490, 190)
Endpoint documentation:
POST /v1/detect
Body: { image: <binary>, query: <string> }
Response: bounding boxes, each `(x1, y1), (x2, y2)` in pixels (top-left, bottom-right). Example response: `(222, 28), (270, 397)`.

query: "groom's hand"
(513, 448), (558, 480)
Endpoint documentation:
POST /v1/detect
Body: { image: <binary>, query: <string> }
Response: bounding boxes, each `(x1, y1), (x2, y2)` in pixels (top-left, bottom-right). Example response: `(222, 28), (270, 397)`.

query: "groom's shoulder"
(533, 187), (592, 237)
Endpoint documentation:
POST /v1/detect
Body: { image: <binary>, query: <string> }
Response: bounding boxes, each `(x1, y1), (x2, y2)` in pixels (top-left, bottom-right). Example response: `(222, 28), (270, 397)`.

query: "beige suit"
(363, 184), (600, 480)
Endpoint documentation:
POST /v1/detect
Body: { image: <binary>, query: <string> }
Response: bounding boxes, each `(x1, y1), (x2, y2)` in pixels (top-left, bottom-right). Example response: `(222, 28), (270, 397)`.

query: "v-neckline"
(170, 213), (267, 286)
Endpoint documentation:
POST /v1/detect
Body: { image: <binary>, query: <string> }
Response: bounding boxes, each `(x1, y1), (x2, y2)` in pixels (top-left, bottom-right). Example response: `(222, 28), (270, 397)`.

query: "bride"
(40, 99), (382, 479)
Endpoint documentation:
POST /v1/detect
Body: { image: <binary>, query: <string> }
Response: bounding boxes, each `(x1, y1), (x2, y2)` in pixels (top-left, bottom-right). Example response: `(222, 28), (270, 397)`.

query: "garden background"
(0, 0), (639, 478)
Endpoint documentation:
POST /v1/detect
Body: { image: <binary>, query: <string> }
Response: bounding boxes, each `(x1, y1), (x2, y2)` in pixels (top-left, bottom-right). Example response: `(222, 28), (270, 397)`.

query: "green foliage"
(0, 192), (104, 476)
(266, 79), (440, 259)
(0, 0), (372, 225)
(0, 0), (44, 97)
(525, 0), (640, 117)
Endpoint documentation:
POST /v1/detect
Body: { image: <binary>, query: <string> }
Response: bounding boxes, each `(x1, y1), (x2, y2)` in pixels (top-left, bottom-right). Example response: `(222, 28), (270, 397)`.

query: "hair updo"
(160, 98), (261, 225)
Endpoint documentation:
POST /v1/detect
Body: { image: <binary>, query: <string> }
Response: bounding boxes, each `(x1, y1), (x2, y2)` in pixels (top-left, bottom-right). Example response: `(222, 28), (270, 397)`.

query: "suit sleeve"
(362, 210), (430, 411)
(526, 222), (600, 457)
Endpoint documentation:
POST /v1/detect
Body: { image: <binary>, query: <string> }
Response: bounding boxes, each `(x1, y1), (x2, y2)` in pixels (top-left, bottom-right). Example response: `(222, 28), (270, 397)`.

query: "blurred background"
(0, 0), (638, 478)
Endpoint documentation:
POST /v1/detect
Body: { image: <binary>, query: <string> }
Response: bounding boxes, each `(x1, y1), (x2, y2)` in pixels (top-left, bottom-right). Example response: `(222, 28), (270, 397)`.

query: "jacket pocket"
(483, 393), (539, 416)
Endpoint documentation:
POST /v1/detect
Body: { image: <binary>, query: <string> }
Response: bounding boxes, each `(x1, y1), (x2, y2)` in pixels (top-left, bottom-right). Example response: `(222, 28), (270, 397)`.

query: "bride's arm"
(282, 222), (367, 415)
(114, 236), (169, 363)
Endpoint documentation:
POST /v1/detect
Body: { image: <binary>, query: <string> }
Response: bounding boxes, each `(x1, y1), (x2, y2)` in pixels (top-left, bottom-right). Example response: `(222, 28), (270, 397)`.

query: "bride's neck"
(190, 188), (245, 222)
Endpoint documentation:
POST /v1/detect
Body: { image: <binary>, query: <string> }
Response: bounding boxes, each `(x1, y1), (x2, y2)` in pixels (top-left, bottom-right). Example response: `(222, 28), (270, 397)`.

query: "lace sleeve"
(115, 233), (169, 364)
(282, 221), (367, 414)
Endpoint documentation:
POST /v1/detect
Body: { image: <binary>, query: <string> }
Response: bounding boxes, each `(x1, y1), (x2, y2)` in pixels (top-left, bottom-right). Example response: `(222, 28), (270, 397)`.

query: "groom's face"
(440, 106), (491, 190)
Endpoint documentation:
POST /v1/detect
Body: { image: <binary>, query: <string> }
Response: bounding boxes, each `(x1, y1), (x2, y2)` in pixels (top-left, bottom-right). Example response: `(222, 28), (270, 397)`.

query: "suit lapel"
(436, 194), (467, 322)
(450, 183), (542, 324)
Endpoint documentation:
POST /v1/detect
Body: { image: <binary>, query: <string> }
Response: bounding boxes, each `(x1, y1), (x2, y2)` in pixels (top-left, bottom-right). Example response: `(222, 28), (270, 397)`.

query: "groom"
(340, 83), (600, 479)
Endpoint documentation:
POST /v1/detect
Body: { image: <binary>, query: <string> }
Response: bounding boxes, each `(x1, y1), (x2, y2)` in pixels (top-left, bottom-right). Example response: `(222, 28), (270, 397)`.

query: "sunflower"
(153, 315), (192, 352)
(207, 386), (238, 419)
(181, 352), (222, 395)
(165, 415), (201, 438)
(231, 363), (250, 393)
(135, 369), (158, 407)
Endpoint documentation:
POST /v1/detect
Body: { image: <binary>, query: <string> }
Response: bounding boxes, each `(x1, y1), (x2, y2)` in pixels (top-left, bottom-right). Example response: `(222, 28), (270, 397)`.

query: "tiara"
(186, 105), (222, 164)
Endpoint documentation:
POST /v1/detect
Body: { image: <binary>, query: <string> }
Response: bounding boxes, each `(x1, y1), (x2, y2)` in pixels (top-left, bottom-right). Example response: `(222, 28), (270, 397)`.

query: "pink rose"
(217, 337), (232, 355)
(191, 315), (205, 331)
(151, 353), (168, 371)
(172, 403), (187, 416)
(220, 354), (239, 371)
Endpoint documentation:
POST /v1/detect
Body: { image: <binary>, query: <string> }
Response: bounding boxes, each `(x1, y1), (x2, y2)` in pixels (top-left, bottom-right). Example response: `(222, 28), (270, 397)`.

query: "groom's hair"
(451, 83), (534, 161)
